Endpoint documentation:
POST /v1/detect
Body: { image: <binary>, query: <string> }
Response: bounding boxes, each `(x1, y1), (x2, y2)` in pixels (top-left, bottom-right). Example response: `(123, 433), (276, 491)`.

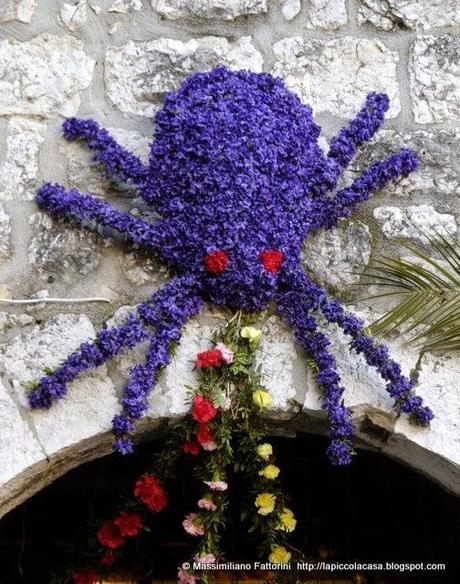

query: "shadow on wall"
(0, 433), (459, 584)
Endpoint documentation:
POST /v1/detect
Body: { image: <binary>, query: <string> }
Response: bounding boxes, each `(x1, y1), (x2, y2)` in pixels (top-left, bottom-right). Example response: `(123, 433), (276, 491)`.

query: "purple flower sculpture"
(29, 67), (433, 463)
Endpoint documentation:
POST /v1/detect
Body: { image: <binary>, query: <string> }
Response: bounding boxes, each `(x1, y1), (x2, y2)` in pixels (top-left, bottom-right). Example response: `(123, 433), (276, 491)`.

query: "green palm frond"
(361, 230), (460, 352)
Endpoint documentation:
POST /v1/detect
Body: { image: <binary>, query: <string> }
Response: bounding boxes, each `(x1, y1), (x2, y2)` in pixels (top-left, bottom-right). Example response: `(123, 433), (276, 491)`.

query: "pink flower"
(204, 480), (228, 491)
(198, 498), (217, 511)
(182, 513), (205, 536)
(178, 568), (196, 584)
(215, 342), (234, 364)
(195, 553), (216, 564)
(201, 440), (218, 451)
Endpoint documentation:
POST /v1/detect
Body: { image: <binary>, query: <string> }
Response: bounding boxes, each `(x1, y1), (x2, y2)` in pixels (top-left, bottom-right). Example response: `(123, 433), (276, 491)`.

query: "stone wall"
(0, 0), (459, 517)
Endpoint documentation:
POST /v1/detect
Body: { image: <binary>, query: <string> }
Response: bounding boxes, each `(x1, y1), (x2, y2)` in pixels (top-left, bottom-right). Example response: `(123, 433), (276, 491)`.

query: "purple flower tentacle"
(62, 118), (148, 189)
(326, 92), (390, 184)
(312, 148), (419, 230)
(36, 182), (161, 252)
(277, 277), (355, 465)
(28, 314), (150, 409)
(292, 271), (434, 426)
(113, 277), (204, 453)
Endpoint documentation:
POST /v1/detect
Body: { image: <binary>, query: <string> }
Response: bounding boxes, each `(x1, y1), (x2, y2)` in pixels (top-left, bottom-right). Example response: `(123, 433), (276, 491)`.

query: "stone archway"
(0, 305), (459, 519)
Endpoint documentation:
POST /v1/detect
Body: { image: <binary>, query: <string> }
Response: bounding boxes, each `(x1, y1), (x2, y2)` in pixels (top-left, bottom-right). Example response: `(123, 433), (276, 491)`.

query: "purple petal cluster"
(28, 314), (149, 409)
(287, 270), (434, 427)
(30, 66), (433, 459)
(112, 277), (203, 453)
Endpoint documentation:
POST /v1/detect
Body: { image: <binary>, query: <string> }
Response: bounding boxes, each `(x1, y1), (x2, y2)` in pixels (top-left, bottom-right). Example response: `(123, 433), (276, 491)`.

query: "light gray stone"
(256, 316), (298, 411)
(59, 0), (89, 31)
(307, 0), (347, 30)
(0, 118), (45, 201)
(281, 0), (300, 20)
(272, 37), (400, 118)
(106, 36), (263, 116)
(151, 0), (267, 19)
(0, 379), (44, 486)
(0, 204), (11, 260)
(358, 0), (460, 31)
(373, 205), (457, 241)
(303, 222), (372, 287)
(28, 212), (102, 281)
(410, 35), (460, 124)
(109, 0), (142, 12)
(0, 313), (118, 455)
(0, 313), (95, 388)
(0, 0), (37, 23)
(120, 252), (168, 286)
(0, 34), (95, 117)
(0, 313), (34, 333)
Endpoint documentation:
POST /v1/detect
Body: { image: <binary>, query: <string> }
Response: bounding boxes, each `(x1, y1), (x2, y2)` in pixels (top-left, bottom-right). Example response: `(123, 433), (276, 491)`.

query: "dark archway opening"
(0, 433), (459, 584)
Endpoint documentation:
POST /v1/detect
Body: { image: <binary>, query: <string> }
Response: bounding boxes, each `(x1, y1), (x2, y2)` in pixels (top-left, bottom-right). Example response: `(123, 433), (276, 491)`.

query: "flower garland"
(69, 315), (298, 584)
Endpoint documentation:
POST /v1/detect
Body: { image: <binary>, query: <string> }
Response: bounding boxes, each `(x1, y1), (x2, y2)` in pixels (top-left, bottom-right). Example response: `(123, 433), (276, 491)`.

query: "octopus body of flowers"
(27, 66), (433, 466)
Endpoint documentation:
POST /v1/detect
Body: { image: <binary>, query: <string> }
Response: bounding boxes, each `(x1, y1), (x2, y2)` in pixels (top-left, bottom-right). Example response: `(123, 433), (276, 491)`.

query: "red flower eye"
(204, 250), (228, 274)
(260, 249), (283, 273)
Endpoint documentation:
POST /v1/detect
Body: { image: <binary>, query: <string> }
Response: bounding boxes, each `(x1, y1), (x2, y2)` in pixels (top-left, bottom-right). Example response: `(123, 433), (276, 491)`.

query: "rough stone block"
(272, 37), (400, 118)
(0, 34), (95, 117)
(106, 36), (263, 116)
(410, 35), (460, 124)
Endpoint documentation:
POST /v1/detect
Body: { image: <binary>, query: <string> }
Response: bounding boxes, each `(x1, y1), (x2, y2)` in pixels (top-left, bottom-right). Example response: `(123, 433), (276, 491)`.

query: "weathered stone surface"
(106, 36), (263, 116)
(0, 314), (94, 387)
(0, 34), (95, 117)
(373, 205), (457, 241)
(303, 222), (372, 288)
(307, 0), (347, 30)
(281, 0), (300, 20)
(120, 252), (168, 286)
(272, 37), (400, 118)
(0, 313), (118, 455)
(410, 35), (460, 124)
(28, 212), (102, 281)
(0, 119), (45, 201)
(0, 0), (37, 23)
(345, 129), (460, 202)
(256, 316), (298, 411)
(59, 1), (89, 31)
(0, 205), (11, 261)
(0, 379), (44, 486)
(0, 312), (34, 333)
(151, 0), (267, 19)
(109, 0), (142, 13)
(358, 0), (460, 31)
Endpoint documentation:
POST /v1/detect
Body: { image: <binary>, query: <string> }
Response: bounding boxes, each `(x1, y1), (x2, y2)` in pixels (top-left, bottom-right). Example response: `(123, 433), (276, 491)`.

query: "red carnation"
(97, 520), (125, 549)
(182, 441), (200, 455)
(196, 423), (213, 446)
(260, 249), (284, 273)
(196, 349), (223, 369)
(100, 553), (115, 567)
(73, 569), (98, 584)
(204, 250), (228, 274)
(192, 394), (218, 423)
(134, 474), (167, 512)
(114, 511), (143, 537)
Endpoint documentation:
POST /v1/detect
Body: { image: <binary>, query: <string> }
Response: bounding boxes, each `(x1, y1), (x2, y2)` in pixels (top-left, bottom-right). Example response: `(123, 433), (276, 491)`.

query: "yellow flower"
(240, 326), (262, 349)
(269, 545), (291, 564)
(277, 508), (297, 533)
(252, 389), (272, 409)
(255, 492), (276, 515)
(256, 443), (273, 461)
(258, 464), (280, 480)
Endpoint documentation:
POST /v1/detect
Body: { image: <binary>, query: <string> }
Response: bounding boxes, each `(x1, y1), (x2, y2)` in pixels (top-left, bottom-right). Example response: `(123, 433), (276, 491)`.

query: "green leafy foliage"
(362, 231), (460, 352)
